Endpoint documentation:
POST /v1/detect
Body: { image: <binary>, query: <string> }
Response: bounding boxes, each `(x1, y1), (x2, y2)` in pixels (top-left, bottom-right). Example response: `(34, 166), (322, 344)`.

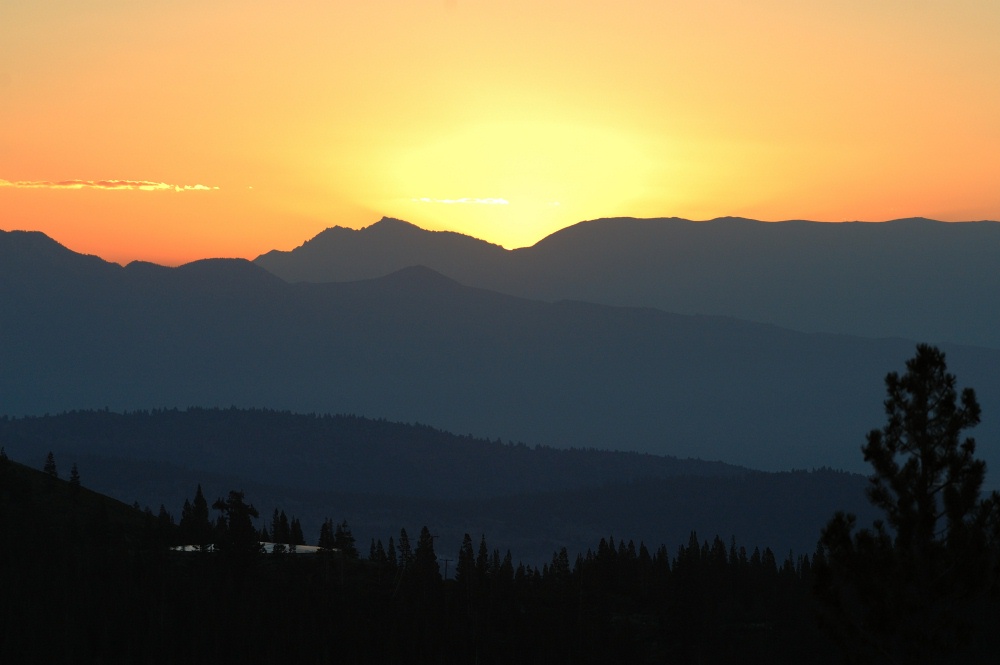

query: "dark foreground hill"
(256, 216), (1000, 349)
(0, 450), (846, 664)
(4, 436), (997, 664)
(5, 228), (1000, 475)
(0, 452), (157, 549)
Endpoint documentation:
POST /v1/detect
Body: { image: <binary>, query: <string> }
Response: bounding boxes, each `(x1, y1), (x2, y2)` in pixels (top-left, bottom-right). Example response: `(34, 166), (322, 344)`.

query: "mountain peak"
(0, 228), (120, 279)
(367, 216), (421, 232)
(254, 216), (508, 284)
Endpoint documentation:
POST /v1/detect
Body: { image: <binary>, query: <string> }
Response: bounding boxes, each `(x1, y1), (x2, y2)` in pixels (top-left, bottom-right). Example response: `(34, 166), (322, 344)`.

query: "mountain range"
(4, 217), (999, 560)
(256, 216), (1000, 350)
(3, 225), (1000, 476)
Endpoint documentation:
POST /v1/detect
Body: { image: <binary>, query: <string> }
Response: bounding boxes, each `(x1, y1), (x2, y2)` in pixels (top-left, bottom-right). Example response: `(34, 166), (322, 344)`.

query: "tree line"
(3, 345), (999, 663)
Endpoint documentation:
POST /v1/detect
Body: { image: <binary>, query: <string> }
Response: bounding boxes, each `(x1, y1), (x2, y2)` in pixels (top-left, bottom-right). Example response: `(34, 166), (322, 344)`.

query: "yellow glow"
(2, 1), (1000, 264)
(377, 119), (655, 247)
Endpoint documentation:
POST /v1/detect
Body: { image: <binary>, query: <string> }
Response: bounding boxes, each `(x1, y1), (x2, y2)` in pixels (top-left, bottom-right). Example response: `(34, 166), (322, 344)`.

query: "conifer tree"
(289, 517), (304, 552)
(456, 533), (475, 588)
(68, 463), (81, 489)
(179, 484), (213, 550)
(398, 528), (413, 568)
(271, 509), (288, 555)
(318, 518), (336, 551)
(334, 520), (357, 558)
(476, 534), (490, 580)
(43, 451), (57, 478)
(386, 536), (398, 570)
(212, 490), (263, 560)
(818, 344), (1000, 663)
(414, 526), (441, 583)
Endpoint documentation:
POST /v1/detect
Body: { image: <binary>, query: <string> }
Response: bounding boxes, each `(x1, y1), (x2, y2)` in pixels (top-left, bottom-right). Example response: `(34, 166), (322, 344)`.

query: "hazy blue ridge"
(255, 216), (1000, 350)
(4, 227), (1000, 477)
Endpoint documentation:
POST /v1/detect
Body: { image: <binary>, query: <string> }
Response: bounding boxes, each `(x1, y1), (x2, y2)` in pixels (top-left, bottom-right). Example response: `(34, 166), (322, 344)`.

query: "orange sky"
(3, 1), (999, 266)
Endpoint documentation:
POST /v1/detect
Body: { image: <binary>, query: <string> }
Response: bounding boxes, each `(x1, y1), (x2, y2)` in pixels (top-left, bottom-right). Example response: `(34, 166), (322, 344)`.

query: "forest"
(0, 452), (836, 664)
(2, 345), (1000, 663)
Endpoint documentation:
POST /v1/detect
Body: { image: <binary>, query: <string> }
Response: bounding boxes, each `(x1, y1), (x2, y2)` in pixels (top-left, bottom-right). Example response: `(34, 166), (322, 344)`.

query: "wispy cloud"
(0, 179), (219, 191)
(412, 197), (509, 205)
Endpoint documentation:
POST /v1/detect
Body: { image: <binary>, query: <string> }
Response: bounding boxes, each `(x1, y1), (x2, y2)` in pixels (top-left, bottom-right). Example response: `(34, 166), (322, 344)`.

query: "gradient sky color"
(3, 1), (1000, 265)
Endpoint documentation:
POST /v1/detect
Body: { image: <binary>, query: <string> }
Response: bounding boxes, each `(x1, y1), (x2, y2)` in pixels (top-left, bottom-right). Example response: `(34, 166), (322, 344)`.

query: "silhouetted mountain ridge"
(5, 229), (1000, 475)
(256, 216), (509, 283)
(254, 216), (1000, 349)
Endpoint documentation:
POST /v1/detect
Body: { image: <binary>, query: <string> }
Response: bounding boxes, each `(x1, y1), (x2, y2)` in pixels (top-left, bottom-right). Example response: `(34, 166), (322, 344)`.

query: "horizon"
(6, 213), (999, 268)
(3, 2), (1000, 265)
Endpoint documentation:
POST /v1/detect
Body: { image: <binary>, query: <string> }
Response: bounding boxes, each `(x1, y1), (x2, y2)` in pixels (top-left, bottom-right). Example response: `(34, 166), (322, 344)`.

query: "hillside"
(0, 452), (163, 551)
(0, 409), (878, 563)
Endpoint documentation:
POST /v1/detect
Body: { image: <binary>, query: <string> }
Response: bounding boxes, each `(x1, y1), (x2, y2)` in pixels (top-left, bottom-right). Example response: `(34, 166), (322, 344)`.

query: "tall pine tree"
(818, 344), (1000, 663)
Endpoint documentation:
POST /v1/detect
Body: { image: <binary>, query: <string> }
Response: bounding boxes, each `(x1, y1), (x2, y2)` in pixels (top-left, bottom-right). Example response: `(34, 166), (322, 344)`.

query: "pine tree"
(289, 517), (304, 552)
(455, 533), (475, 587)
(43, 451), (57, 478)
(386, 536), (398, 570)
(476, 534), (490, 580)
(398, 528), (413, 569)
(334, 520), (357, 559)
(818, 344), (1000, 663)
(414, 526), (441, 583)
(179, 484), (213, 551)
(318, 518), (336, 551)
(212, 490), (263, 560)
(69, 463), (81, 490)
(271, 509), (287, 555)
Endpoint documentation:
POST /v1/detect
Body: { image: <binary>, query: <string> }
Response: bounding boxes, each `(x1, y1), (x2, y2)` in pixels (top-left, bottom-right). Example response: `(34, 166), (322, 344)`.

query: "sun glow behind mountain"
(2, 1), (1000, 265)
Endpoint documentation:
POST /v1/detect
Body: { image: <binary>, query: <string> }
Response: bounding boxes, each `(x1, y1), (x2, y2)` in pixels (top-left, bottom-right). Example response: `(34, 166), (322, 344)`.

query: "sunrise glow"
(3, 1), (999, 265)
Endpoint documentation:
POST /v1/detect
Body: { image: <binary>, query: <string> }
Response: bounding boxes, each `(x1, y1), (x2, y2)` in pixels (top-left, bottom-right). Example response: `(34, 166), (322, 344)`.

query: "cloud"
(412, 197), (509, 205)
(0, 179), (219, 191)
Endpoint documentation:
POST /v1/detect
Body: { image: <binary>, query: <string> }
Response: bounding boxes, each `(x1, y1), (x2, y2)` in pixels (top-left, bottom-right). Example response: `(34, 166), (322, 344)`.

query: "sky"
(3, 0), (999, 266)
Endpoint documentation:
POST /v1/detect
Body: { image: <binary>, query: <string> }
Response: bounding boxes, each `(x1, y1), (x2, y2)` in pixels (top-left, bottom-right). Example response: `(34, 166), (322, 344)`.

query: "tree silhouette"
(271, 509), (289, 555)
(318, 518), (336, 551)
(414, 526), (441, 583)
(818, 344), (1000, 663)
(179, 484), (213, 550)
(43, 451), (57, 478)
(398, 528), (413, 569)
(334, 519), (358, 558)
(212, 490), (263, 560)
(289, 516), (304, 552)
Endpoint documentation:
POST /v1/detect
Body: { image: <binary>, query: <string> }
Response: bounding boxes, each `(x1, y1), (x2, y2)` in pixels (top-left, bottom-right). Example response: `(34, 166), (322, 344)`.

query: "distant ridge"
(255, 216), (1000, 349)
(1, 228), (119, 278)
(6, 228), (1000, 476)
(255, 216), (508, 283)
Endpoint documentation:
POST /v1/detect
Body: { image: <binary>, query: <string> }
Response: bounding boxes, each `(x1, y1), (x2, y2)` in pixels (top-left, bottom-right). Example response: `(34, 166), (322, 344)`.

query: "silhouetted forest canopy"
(2, 346), (999, 663)
(0, 453), (838, 663)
